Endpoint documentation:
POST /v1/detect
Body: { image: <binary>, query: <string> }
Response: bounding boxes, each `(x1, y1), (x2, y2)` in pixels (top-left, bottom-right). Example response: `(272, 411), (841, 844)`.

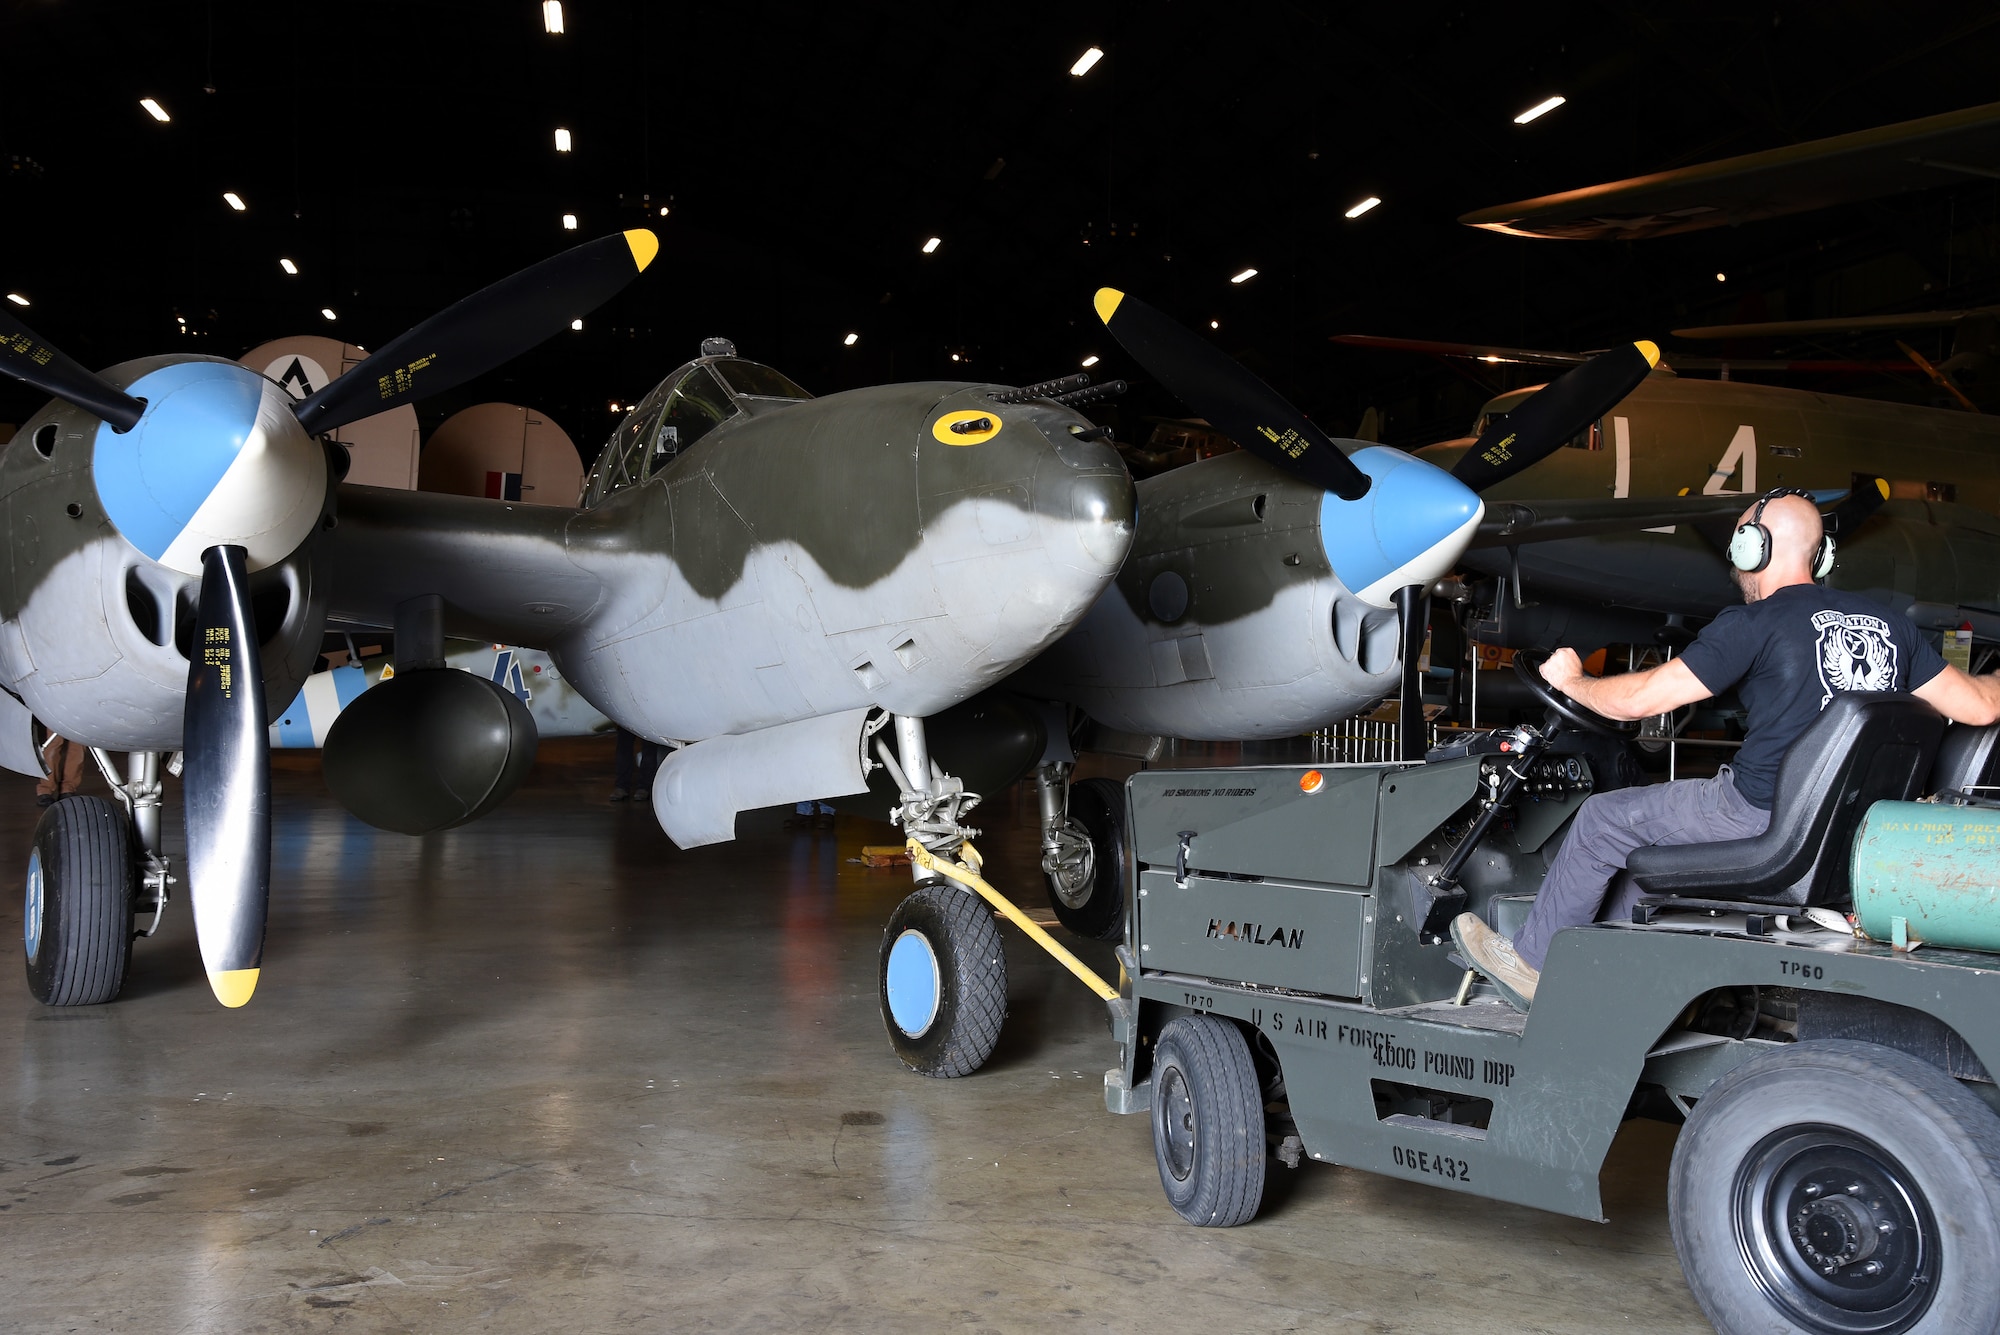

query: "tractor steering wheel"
(1512, 649), (1642, 737)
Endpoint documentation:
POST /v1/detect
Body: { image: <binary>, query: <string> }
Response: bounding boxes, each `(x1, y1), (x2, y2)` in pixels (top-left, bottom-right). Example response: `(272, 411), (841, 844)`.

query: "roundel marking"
(932, 409), (1001, 445)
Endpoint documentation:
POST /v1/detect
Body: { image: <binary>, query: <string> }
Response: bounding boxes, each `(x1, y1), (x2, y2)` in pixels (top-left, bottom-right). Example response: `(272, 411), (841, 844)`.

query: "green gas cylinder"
(1852, 801), (2000, 952)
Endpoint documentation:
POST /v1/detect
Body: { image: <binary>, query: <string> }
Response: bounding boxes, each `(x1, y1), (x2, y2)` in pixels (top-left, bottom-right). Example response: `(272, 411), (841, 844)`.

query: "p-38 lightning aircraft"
(0, 232), (1777, 1014)
(0, 228), (1144, 1008)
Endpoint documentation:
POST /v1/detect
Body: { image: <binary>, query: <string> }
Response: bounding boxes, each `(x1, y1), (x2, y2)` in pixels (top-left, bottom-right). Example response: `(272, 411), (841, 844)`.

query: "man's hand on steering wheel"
(1512, 648), (1643, 737)
(1539, 647), (1585, 694)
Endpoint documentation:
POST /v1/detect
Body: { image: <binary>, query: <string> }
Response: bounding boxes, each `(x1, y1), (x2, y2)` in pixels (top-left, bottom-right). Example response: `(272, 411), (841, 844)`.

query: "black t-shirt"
(1676, 584), (1946, 809)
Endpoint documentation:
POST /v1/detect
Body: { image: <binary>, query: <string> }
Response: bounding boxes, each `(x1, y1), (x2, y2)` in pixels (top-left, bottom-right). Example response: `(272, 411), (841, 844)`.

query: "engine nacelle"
(322, 668), (537, 834)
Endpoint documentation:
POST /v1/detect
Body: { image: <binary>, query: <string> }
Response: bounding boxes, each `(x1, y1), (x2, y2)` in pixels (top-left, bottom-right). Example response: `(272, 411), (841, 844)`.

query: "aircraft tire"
(1150, 1015), (1265, 1227)
(1670, 1039), (2000, 1335)
(24, 796), (135, 1006)
(1047, 777), (1128, 942)
(878, 882), (1006, 1078)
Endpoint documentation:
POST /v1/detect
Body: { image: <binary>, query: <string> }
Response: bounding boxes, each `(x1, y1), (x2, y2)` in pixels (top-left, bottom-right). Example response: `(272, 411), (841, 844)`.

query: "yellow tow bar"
(905, 837), (1120, 1002)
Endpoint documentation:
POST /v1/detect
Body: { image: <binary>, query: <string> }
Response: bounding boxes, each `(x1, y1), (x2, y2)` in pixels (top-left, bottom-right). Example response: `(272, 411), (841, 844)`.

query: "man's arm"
(1539, 648), (1713, 721)
(1913, 665), (2000, 725)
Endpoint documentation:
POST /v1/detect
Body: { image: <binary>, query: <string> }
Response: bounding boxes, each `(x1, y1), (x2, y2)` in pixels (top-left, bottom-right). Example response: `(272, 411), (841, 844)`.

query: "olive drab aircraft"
(0, 228), (1812, 1012)
(0, 228), (1154, 1009)
(1329, 334), (2000, 656)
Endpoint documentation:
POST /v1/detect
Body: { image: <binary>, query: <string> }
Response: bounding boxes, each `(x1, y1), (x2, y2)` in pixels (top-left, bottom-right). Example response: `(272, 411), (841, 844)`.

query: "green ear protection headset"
(1729, 486), (1834, 579)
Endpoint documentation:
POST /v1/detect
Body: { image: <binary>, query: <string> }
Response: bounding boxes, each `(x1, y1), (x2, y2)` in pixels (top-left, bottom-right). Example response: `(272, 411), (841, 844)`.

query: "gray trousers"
(1513, 769), (1770, 970)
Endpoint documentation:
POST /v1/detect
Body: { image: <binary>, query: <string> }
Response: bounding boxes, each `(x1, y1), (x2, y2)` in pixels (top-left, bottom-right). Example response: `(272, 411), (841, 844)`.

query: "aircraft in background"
(1458, 99), (2000, 241)
(270, 640), (608, 749)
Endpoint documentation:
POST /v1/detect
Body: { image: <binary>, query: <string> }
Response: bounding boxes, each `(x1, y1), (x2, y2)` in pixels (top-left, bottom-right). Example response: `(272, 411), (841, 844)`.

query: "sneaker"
(1450, 913), (1539, 1012)
(609, 788), (630, 803)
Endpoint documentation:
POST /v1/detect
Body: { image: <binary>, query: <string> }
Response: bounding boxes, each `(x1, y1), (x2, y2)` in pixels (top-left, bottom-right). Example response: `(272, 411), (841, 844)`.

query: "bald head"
(1733, 493), (1825, 600)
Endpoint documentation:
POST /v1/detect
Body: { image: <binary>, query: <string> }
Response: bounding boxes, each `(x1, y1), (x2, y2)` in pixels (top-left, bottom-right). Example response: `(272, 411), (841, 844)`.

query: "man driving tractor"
(1453, 488), (2000, 1010)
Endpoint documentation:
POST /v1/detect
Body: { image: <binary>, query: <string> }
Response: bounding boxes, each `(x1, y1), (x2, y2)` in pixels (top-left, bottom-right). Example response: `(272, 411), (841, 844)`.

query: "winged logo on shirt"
(1813, 609), (1898, 705)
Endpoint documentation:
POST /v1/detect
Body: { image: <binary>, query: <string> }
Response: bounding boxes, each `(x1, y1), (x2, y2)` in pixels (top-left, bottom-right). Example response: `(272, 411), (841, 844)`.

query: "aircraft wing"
(323, 484), (605, 645)
(1467, 491), (1845, 548)
(1460, 100), (2000, 241)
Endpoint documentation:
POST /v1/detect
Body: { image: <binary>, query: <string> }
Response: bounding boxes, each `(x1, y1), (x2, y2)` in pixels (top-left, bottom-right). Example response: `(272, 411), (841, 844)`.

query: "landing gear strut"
(874, 714), (1007, 1076)
(1035, 764), (1129, 942)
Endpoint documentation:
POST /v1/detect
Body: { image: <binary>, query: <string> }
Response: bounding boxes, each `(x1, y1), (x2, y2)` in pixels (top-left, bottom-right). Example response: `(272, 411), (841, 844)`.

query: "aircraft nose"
(1318, 446), (1484, 605)
(1033, 434), (1134, 572)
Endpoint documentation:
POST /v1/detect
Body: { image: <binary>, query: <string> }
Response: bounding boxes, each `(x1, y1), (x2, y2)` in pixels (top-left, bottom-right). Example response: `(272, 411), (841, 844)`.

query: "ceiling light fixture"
(1230, 268), (1258, 284)
(1716, 272), (1728, 282)
(571, 318), (584, 331)
(320, 308), (337, 321)
(1209, 320), (1220, 329)
(278, 257), (298, 275)
(223, 191), (247, 212)
(542, 1), (564, 34)
(1480, 355), (1503, 363)
(950, 352), (960, 362)
(561, 213), (578, 230)
(1514, 95), (1566, 125)
(139, 98), (170, 123)
(658, 205), (669, 216)
(1082, 354), (1100, 368)
(554, 127), (572, 152)
(610, 401), (622, 412)
(1071, 46), (1104, 76)
(843, 332), (859, 346)
(1344, 196), (1381, 219)
(5, 293), (28, 307)
(922, 236), (942, 254)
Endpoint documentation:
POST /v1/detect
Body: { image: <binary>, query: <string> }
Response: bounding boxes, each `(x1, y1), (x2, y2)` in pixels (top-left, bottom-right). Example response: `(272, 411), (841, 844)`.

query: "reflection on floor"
(0, 739), (1709, 1332)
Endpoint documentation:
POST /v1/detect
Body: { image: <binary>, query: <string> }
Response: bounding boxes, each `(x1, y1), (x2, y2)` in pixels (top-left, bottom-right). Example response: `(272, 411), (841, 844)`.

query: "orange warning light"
(1300, 769), (1325, 794)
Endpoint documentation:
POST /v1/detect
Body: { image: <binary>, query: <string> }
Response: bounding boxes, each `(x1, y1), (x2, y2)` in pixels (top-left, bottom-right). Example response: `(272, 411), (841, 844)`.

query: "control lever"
(1176, 830), (1196, 888)
(1417, 717), (1554, 942)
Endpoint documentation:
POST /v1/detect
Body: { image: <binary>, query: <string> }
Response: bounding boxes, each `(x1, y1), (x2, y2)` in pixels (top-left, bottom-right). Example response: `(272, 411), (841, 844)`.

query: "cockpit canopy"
(581, 355), (812, 506)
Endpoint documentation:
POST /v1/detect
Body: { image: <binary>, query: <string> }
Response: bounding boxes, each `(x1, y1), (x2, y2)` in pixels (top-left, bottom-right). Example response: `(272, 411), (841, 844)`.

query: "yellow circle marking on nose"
(932, 409), (1001, 445)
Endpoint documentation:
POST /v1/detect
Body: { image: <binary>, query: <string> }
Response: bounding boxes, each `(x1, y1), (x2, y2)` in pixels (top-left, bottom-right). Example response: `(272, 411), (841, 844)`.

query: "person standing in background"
(36, 732), (86, 808)
(610, 727), (661, 803)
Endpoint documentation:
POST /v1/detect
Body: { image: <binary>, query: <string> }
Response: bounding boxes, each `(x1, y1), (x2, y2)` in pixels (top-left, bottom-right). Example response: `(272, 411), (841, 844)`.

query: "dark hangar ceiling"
(7, 0), (2000, 457)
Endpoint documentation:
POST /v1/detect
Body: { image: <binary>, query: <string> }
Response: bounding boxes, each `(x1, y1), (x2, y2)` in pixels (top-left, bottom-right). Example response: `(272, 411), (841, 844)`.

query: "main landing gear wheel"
(24, 796), (136, 1006)
(1151, 1014), (1266, 1227)
(1046, 776), (1129, 942)
(1669, 1040), (2000, 1335)
(879, 882), (1007, 1078)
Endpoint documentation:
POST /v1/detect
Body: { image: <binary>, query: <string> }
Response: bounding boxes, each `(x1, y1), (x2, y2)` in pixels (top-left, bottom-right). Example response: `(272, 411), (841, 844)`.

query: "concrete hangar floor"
(0, 739), (1706, 1333)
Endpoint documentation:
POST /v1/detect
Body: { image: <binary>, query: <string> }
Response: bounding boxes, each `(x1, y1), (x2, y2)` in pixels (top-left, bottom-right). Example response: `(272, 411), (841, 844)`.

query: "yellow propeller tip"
(1092, 288), (1125, 324)
(623, 229), (660, 273)
(1635, 339), (1661, 368)
(208, 967), (260, 1008)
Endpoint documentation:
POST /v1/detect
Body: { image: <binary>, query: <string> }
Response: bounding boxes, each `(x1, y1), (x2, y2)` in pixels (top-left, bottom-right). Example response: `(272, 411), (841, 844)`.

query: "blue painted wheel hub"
(24, 850), (43, 965)
(885, 928), (942, 1037)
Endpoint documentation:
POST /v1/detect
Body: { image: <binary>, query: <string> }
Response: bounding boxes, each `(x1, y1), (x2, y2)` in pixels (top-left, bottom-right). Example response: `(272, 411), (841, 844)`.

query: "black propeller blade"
(1451, 341), (1659, 492)
(0, 309), (145, 432)
(1093, 288), (1373, 500)
(294, 229), (661, 435)
(184, 544), (270, 1008)
(1826, 475), (1890, 537)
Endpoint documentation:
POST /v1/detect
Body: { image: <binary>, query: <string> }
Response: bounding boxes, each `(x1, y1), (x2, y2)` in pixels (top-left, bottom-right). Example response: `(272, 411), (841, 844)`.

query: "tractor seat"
(1928, 719), (2000, 802)
(1626, 693), (1944, 909)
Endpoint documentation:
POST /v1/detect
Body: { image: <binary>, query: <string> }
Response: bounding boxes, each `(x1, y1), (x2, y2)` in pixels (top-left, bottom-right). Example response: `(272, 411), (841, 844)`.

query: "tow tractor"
(879, 651), (2000, 1334)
